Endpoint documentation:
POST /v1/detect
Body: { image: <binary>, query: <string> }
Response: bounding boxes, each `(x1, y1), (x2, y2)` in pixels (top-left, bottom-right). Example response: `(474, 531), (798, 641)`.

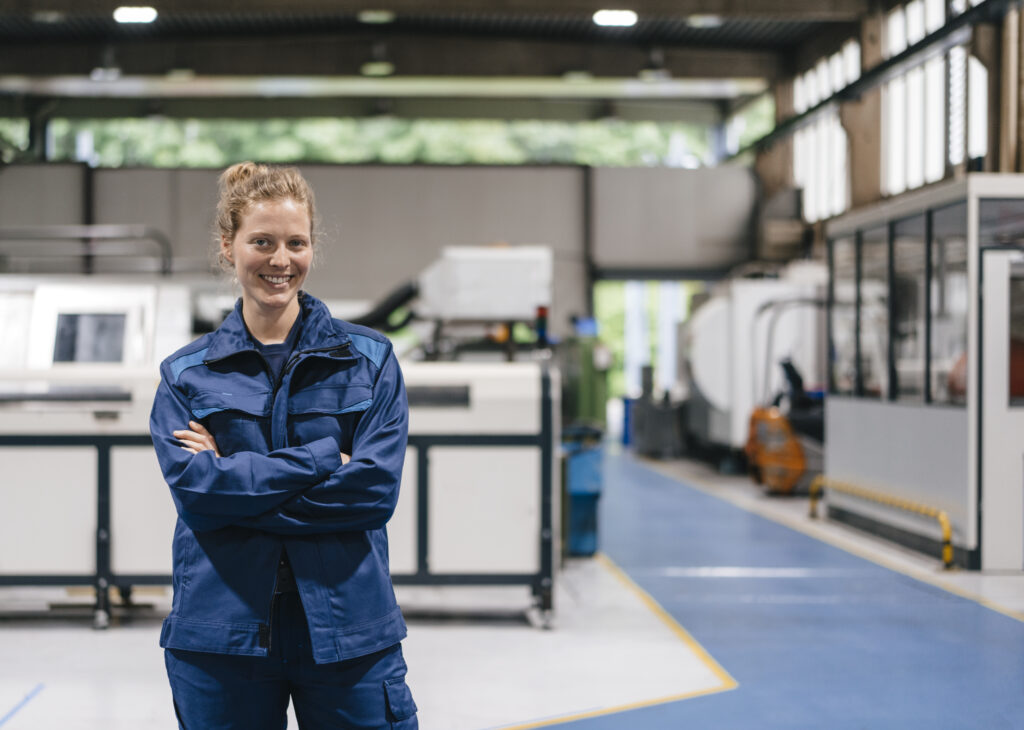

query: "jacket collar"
(204, 291), (349, 362)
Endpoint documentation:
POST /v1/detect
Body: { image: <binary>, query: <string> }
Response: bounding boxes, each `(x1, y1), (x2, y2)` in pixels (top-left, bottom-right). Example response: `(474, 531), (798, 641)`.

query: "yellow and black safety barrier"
(808, 475), (954, 570)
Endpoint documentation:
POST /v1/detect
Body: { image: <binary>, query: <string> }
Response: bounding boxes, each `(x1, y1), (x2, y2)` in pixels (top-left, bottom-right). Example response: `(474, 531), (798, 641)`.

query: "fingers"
(340, 452), (351, 465)
(173, 427), (219, 456)
(189, 420), (211, 434)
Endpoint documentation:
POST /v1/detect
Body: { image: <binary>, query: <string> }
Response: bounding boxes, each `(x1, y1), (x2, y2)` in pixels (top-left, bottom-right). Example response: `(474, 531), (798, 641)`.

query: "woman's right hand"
(341, 452), (351, 465)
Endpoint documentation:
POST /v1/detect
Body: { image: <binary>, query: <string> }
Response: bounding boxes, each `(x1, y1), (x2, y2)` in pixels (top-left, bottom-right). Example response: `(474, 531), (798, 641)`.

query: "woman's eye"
(253, 238), (270, 247)
(289, 239), (309, 248)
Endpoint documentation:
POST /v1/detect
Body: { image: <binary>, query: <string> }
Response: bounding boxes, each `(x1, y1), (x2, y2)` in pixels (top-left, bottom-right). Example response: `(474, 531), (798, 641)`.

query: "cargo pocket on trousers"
(384, 676), (418, 728)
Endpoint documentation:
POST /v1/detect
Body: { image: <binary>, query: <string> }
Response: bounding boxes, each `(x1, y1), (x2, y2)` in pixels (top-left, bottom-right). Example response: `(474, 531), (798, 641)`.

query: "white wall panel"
(825, 397), (972, 546)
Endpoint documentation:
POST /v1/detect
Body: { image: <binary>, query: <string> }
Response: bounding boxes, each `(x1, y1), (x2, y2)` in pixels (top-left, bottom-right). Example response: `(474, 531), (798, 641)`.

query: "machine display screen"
(53, 313), (126, 363)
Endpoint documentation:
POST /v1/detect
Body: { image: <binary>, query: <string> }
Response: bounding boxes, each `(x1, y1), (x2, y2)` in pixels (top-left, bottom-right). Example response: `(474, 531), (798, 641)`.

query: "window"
(882, 0), (996, 193)
(892, 215), (927, 400)
(978, 200), (1024, 402)
(860, 227), (890, 398)
(40, 117), (715, 168)
(930, 203), (969, 404)
(882, 2), (949, 196)
(1008, 268), (1024, 403)
(948, 46), (967, 167)
(967, 55), (989, 163)
(830, 237), (857, 394)
(53, 313), (126, 363)
(792, 40), (859, 223)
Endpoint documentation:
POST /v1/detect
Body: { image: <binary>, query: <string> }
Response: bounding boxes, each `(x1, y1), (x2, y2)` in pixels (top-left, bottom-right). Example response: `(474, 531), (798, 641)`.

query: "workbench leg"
(93, 579), (110, 630)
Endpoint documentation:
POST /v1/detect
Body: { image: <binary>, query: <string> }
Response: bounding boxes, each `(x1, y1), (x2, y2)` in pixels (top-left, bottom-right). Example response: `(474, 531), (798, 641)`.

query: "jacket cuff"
(306, 437), (343, 479)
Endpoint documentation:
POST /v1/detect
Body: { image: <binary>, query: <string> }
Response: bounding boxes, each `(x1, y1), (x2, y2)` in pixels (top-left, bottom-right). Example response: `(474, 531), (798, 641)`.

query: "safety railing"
(809, 475), (954, 569)
(0, 224), (173, 275)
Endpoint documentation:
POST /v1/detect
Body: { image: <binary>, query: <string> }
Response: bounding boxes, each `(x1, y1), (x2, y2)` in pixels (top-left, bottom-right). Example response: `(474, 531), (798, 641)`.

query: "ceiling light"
(89, 67), (122, 81)
(686, 14), (724, 28)
(360, 61), (395, 77)
(31, 11), (65, 23)
(357, 10), (396, 24)
(592, 9), (638, 27)
(113, 6), (158, 24)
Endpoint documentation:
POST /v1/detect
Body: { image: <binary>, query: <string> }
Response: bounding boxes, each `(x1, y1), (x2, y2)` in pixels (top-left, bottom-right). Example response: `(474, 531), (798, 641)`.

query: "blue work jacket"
(149, 292), (409, 663)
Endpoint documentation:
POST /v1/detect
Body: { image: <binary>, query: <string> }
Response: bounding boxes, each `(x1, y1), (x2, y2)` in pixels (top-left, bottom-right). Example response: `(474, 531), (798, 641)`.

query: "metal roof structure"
(0, 1), (866, 121)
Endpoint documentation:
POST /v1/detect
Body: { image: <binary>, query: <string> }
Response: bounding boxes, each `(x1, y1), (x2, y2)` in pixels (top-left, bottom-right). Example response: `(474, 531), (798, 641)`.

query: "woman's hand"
(174, 420), (221, 457)
(341, 452), (351, 465)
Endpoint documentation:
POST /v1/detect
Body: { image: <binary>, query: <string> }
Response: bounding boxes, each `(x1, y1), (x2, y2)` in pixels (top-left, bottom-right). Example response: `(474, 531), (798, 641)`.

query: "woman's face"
(223, 197), (313, 315)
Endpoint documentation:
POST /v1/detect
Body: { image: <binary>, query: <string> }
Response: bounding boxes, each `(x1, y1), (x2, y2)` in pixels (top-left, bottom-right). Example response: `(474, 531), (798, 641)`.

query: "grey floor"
(1, 454), (1022, 729)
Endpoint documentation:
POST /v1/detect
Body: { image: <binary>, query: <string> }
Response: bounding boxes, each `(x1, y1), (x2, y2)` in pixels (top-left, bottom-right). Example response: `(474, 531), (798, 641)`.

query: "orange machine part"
(746, 406), (806, 494)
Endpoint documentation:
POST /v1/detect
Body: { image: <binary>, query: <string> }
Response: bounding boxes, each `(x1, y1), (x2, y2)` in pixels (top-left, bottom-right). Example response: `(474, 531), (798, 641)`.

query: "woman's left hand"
(174, 420), (221, 457)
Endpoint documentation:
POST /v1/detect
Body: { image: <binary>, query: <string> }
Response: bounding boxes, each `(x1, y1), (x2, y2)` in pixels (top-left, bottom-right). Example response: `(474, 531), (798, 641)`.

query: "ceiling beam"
(6, 0), (869, 21)
(0, 94), (728, 124)
(0, 35), (783, 80)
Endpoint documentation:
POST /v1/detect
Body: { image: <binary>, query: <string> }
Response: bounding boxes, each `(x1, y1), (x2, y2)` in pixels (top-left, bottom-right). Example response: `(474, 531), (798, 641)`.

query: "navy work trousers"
(165, 592), (417, 729)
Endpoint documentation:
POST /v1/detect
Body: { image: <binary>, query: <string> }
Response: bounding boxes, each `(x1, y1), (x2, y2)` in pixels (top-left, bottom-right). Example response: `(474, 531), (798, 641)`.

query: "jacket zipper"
(261, 564), (279, 652)
(214, 344), (351, 654)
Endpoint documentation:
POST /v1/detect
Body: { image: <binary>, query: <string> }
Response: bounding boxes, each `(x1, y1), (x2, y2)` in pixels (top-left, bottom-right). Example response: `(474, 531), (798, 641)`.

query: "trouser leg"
(277, 594), (418, 729)
(165, 647), (290, 730)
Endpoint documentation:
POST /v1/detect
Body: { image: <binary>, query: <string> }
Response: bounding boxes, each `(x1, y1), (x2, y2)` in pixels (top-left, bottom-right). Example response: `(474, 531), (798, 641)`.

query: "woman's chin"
(245, 289), (299, 312)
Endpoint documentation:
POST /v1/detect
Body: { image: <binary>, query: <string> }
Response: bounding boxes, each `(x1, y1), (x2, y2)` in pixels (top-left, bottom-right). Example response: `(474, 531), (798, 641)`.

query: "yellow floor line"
(499, 553), (738, 730)
(640, 458), (1024, 626)
(595, 553), (738, 691)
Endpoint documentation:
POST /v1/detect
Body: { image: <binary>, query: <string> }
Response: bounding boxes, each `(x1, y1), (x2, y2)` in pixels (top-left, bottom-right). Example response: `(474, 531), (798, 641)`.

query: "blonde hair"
(214, 162), (317, 270)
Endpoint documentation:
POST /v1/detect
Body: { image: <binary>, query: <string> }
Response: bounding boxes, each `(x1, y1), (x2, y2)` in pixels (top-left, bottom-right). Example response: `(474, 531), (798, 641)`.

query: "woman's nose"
(268, 243), (289, 267)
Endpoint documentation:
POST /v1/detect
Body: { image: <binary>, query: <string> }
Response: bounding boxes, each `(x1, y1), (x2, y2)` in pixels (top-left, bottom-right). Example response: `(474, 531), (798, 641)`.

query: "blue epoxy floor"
(556, 451), (1024, 729)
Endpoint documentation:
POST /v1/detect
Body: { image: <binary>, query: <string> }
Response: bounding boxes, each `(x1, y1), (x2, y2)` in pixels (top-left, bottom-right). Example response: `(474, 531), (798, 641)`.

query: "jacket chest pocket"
(287, 384), (372, 453)
(188, 391), (272, 456)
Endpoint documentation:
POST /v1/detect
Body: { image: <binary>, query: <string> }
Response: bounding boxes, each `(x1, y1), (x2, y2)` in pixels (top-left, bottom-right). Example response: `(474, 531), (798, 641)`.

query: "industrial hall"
(0, 0), (1023, 727)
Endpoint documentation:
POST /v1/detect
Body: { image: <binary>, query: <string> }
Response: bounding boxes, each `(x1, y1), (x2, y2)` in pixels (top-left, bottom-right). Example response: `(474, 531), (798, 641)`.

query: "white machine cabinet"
(0, 277), (188, 627)
(393, 361), (559, 614)
(825, 174), (1024, 570)
(0, 277), (560, 624)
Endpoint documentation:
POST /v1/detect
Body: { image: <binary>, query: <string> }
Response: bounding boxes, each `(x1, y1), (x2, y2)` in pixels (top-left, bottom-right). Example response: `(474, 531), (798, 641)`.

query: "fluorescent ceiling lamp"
(32, 11), (65, 23)
(113, 6), (158, 24)
(357, 10), (396, 24)
(360, 61), (395, 77)
(687, 14), (723, 28)
(592, 9), (638, 27)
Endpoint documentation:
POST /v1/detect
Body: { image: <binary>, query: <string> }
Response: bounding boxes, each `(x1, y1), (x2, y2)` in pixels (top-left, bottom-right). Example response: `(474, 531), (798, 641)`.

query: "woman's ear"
(220, 235), (234, 264)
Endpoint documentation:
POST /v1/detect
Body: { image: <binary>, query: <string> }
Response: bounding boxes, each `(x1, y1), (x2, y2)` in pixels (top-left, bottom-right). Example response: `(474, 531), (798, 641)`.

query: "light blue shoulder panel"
(170, 347), (209, 383)
(348, 334), (388, 369)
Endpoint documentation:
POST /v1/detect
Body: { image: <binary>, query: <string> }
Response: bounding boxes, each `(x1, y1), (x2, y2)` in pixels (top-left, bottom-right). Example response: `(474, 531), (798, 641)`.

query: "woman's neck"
(241, 297), (301, 345)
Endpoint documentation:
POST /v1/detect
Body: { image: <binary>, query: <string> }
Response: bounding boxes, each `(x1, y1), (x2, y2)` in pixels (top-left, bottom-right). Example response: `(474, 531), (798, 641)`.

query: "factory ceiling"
(0, 0), (865, 121)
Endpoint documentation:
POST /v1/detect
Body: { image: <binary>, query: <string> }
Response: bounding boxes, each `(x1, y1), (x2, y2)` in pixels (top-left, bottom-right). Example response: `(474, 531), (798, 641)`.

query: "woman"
(149, 162), (417, 729)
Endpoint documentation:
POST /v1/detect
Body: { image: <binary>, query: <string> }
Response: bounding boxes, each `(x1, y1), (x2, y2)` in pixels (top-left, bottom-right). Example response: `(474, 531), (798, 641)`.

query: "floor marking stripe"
(498, 554), (738, 730)
(640, 458), (1024, 625)
(0, 684), (44, 727)
(595, 553), (738, 691)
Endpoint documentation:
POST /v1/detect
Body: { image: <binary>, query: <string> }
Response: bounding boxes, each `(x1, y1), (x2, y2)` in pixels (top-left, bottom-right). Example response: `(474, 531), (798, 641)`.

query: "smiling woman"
(215, 163), (316, 342)
(148, 162), (417, 728)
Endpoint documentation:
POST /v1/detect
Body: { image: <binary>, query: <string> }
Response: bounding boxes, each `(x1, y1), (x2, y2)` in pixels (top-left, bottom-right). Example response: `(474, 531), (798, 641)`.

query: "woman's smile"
(223, 197), (313, 318)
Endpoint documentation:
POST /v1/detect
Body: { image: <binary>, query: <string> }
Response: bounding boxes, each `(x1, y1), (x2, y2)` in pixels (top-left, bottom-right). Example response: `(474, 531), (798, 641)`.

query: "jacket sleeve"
(150, 363), (343, 533)
(238, 347), (409, 535)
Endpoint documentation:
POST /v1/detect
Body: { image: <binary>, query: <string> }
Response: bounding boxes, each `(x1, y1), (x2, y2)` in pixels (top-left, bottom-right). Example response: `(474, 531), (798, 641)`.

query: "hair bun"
(219, 161), (264, 192)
